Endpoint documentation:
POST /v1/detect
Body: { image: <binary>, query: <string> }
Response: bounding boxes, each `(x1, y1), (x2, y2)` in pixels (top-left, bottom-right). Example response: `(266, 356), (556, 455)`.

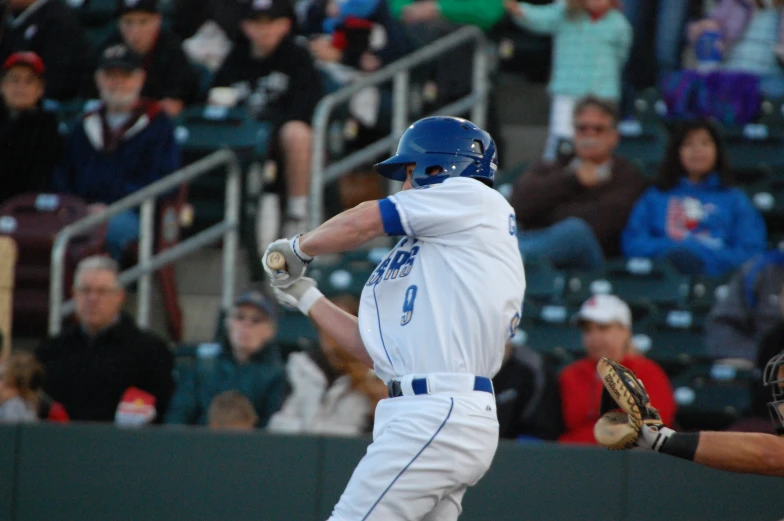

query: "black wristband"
(658, 431), (700, 461)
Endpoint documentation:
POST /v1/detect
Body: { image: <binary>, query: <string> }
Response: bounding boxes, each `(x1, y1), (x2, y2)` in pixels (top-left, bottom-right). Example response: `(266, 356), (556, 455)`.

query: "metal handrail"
(49, 149), (241, 336)
(309, 25), (491, 229)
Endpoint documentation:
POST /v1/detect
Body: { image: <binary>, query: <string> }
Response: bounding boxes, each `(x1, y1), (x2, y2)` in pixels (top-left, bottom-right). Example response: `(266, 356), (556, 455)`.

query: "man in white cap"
(557, 294), (676, 444)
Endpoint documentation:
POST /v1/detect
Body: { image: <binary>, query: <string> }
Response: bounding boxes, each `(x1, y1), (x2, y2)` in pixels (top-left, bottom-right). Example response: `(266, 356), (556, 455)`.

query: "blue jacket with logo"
(621, 174), (766, 276)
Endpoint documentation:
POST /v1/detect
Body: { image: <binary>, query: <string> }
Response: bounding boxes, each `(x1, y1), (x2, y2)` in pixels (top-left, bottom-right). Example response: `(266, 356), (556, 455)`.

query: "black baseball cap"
(233, 289), (277, 320)
(242, 0), (295, 20)
(117, 0), (159, 15)
(97, 43), (143, 71)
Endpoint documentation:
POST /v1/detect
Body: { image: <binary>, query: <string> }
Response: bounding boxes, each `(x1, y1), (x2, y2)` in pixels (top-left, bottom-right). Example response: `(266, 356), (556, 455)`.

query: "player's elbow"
(347, 201), (385, 243)
(756, 435), (784, 476)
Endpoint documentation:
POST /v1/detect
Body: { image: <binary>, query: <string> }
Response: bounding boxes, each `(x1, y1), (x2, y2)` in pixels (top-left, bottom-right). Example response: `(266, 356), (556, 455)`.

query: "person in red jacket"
(558, 294), (676, 444)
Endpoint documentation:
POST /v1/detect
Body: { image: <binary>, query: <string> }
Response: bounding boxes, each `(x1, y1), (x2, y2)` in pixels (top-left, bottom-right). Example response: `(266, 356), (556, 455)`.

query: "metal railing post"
(388, 70), (409, 194)
(48, 233), (70, 335)
(222, 155), (241, 311)
(471, 42), (489, 129)
(137, 198), (155, 328)
(309, 100), (330, 232)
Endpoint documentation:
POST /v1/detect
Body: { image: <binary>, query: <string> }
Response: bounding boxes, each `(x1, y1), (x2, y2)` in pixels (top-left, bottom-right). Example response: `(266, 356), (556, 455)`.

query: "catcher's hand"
(262, 235), (313, 287)
(594, 357), (664, 449)
(595, 411), (676, 450)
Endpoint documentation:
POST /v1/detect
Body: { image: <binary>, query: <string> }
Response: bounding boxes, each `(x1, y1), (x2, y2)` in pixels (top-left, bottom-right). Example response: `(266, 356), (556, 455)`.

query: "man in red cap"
(0, 51), (63, 203)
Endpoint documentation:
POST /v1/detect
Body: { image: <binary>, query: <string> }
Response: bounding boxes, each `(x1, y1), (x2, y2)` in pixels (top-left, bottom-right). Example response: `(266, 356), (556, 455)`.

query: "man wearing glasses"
(510, 95), (648, 271)
(164, 288), (287, 427)
(35, 255), (174, 423)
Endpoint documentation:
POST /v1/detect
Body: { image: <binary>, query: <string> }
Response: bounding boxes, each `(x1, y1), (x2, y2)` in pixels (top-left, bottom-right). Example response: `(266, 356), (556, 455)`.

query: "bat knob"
(267, 251), (286, 271)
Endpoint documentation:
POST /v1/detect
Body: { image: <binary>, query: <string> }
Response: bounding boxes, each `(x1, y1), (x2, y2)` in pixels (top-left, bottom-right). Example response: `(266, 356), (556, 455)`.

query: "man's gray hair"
(74, 255), (121, 288)
(573, 95), (620, 126)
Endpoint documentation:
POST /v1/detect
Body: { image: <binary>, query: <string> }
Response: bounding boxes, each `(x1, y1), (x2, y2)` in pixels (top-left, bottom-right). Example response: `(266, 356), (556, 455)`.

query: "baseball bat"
(267, 251), (286, 271)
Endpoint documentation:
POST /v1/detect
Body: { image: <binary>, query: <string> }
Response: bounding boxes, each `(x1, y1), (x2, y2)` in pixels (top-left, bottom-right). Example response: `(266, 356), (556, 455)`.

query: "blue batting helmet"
(373, 116), (498, 188)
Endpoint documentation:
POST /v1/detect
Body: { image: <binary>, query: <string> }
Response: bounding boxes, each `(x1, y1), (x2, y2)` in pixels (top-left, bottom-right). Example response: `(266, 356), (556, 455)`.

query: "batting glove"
(272, 277), (324, 316)
(262, 235), (314, 287)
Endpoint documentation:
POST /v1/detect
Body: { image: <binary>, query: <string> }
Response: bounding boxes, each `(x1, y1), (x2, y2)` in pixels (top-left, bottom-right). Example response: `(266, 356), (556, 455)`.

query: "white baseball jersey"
(358, 177), (526, 384)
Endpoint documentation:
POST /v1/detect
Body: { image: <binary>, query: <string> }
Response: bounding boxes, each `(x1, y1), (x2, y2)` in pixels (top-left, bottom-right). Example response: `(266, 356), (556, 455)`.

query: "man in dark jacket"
(211, 0), (322, 238)
(52, 43), (180, 260)
(165, 288), (287, 427)
(84, 0), (199, 117)
(493, 335), (564, 441)
(0, 51), (62, 202)
(0, 0), (90, 100)
(511, 95), (649, 270)
(36, 255), (174, 423)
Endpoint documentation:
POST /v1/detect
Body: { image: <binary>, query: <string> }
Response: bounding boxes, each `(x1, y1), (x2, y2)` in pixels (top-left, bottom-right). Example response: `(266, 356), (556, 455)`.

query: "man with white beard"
(53, 43), (180, 261)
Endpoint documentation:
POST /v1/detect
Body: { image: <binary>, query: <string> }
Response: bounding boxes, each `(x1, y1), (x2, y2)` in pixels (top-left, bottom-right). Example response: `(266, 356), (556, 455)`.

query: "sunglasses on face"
(575, 123), (612, 134)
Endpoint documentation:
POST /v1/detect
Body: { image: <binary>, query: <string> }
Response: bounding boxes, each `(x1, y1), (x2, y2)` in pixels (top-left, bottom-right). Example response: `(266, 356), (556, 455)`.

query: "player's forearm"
(308, 298), (374, 369)
(298, 201), (385, 257)
(695, 431), (784, 476)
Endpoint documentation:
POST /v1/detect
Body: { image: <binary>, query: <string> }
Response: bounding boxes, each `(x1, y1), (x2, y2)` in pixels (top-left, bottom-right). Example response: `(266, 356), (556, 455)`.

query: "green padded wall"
(627, 450), (784, 521)
(0, 425), (17, 521)
(318, 437), (372, 519)
(462, 441), (627, 521)
(14, 424), (321, 521)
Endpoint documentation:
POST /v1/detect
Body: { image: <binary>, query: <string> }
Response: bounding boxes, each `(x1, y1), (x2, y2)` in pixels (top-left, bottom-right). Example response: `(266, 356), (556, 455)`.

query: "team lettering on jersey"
(366, 239), (420, 286)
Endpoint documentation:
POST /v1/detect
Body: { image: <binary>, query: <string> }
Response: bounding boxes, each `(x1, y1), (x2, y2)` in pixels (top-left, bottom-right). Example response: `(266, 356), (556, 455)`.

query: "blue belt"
(387, 376), (494, 398)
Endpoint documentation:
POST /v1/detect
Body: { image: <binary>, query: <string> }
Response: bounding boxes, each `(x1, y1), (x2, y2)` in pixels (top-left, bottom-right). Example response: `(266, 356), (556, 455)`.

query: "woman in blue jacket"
(621, 119), (766, 276)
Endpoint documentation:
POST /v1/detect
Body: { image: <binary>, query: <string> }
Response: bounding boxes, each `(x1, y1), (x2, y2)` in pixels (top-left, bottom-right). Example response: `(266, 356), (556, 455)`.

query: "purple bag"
(660, 70), (761, 126)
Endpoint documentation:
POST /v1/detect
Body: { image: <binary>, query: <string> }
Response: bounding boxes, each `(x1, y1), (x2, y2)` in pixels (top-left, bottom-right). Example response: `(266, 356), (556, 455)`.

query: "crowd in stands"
(1, 0), (784, 446)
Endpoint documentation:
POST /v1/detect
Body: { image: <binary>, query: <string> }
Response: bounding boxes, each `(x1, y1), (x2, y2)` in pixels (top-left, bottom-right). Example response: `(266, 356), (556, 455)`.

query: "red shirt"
(558, 355), (676, 444)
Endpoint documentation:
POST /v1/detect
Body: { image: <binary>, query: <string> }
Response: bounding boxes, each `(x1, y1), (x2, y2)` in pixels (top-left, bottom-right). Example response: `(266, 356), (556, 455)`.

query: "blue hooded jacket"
(621, 173), (766, 276)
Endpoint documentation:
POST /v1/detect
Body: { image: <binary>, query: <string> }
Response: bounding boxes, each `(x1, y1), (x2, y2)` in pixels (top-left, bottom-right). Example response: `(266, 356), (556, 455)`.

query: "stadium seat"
(670, 362), (753, 431)
(308, 260), (377, 298)
(564, 258), (689, 310)
(633, 307), (711, 372)
(275, 309), (318, 359)
(519, 301), (583, 367)
(0, 193), (106, 335)
(522, 253), (566, 304)
(688, 273), (732, 314)
(174, 106), (272, 236)
(743, 174), (784, 234)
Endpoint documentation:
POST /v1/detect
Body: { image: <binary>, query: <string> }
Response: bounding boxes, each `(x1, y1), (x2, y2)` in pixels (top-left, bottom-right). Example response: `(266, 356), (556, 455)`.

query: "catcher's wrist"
(656, 431), (700, 462)
(291, 235), (314, 263)
(298, 286), (324, 315)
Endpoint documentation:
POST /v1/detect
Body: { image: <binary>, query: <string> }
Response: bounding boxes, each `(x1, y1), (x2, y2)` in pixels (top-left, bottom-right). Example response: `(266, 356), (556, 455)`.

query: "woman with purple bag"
(689, 0), (784, 98)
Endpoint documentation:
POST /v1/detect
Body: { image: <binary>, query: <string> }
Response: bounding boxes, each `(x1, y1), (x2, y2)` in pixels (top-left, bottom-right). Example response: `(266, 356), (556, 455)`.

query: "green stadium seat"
(519, 301), (583, 366)
(688, 273), (732, 314)
(604, 258), (690, 307)
(275, 310), (318, 357)
(523, 253), (566, 303)
(670, 362), (753, 431)
(633, 308), (711, 371)
(308, 260), (377, 298)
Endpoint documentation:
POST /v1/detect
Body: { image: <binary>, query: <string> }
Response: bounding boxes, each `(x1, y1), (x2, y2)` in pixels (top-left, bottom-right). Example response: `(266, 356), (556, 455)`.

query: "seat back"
(0, 193), (105, 335)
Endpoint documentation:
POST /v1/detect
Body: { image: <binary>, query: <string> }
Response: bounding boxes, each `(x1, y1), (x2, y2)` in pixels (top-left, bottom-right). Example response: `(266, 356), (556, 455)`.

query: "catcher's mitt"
(594, 357), (663, 449)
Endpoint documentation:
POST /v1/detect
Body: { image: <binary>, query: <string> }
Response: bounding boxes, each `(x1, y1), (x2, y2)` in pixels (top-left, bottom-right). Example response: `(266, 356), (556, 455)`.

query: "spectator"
(208, 390), (259, 430)
(210, 0), (322, 238)
(171, 0), (247, 42)
(620, 0), (689, 117)
(0, 51), (62, 203)
(492, 334), (564, 441)
(510, 96), (648, 271)
(706, 251), (784, 363)
(267, 294), (386, 436)
(0, 352), (43, 423)
(688, 0), (784, 98)
(84, 0), (200, 117)
(390, 0), (504, 107)
(0, 0), (90, 101)
(36, 255), (174, 422)
(165, 288), (287, 427)
(505, 0), (632, 160)
(558, 294), (676, 444)
(621, 119), (766, 276)
(53, 43), (180, 261)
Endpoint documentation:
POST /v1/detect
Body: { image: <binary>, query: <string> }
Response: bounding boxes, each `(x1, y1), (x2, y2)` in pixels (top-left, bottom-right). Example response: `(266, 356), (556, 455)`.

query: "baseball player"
(262, 116), (526, 520)
(594, 352), (784, 477)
